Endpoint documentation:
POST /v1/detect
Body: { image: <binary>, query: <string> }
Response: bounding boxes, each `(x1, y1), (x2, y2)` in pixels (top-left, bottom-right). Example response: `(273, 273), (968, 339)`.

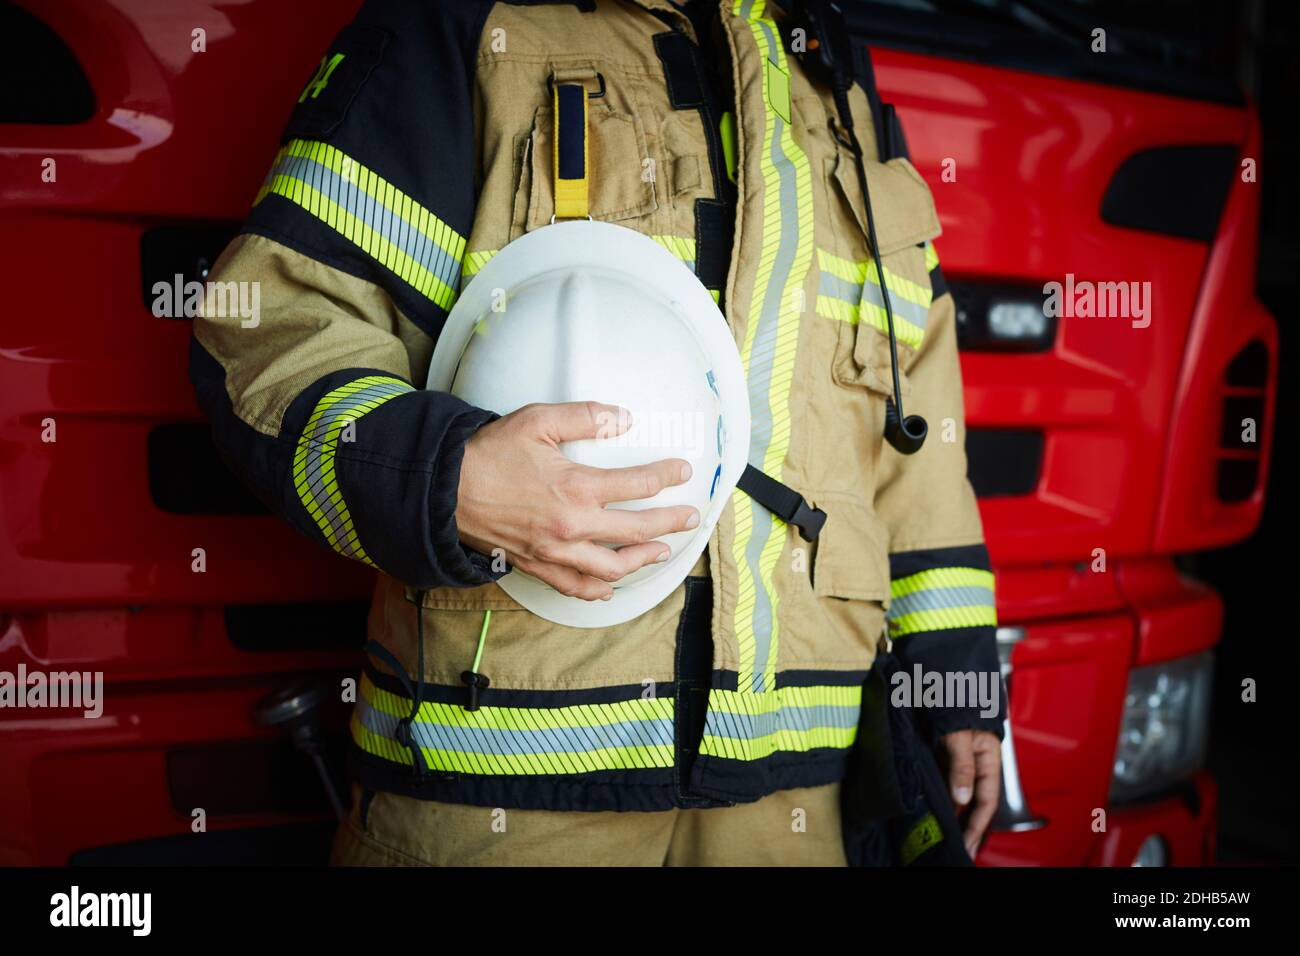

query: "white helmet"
(427, 220), (750, 628)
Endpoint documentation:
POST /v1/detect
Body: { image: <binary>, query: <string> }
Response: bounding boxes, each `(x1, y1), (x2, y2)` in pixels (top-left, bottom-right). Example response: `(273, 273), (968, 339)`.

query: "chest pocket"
(820, 149), (941, 398)
(511, 80), (658, 237)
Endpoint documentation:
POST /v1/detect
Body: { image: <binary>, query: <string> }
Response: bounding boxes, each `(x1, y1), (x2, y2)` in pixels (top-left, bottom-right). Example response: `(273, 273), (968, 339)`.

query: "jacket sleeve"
(872, 251), (1005, 742)
(190, 0), (503, 588)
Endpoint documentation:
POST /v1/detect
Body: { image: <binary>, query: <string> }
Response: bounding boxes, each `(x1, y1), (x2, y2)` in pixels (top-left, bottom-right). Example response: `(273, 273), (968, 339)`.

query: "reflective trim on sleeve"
(815, 248), (931, 350)
(924, 240), (940, 272)
(255, 139), (467, 310)
(888, 567), (997, 637)
(292, 375), (412, 565)
(460, 248), (499, 287)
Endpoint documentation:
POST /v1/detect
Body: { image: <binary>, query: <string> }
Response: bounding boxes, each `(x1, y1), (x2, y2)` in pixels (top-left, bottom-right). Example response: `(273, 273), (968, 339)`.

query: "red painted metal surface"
(0, 2), (1273, 865)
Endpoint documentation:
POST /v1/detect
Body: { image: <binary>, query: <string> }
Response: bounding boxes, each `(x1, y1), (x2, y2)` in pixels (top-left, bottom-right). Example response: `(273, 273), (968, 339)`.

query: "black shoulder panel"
(242, 0), (495, 336)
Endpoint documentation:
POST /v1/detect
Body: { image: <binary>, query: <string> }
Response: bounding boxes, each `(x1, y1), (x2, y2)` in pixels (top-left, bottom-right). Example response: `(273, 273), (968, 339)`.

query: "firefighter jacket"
(191, 0), (1002, 812)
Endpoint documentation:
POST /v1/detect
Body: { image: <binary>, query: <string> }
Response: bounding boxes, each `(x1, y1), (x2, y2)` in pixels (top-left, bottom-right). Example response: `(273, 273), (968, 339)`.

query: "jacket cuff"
(428, 405), (506, 587)
(891, 626), (1006, 745)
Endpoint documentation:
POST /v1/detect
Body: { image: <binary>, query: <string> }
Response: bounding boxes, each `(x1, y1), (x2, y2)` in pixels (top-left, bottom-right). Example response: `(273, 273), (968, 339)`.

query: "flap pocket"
(519, 102), (657, 231)
(810, 491), (891, 605)
(831, 154), (941, 257)
(825, 154), (940, 393)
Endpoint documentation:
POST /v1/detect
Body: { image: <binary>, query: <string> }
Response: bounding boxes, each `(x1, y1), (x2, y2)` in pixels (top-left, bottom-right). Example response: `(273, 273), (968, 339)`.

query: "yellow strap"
(552, 81), (589, 220)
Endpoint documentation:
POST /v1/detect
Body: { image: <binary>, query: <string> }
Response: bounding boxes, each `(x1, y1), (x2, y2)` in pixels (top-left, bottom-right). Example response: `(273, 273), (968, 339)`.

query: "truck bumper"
(1086, 772), (1218, 867)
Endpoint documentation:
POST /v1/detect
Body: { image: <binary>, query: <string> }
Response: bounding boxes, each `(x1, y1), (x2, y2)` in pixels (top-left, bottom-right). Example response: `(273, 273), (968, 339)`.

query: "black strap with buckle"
(737, 464), (827, 541)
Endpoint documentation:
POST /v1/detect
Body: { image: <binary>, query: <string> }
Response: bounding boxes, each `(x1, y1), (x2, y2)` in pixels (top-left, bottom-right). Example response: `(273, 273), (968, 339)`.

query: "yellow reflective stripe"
(292, 375), (411, 566)
(700, 684), (861, 762)
(354, 673), (676, 775)
(461, 248), (498, 285)
(816, 249), (932, 311)
(726, 0), (815, 702)
(888, 567), (997, 637)
(924, 240), (940, 272)
(816, 288), (926, 352)
(868, 257), (932, 311)
(857, 297), (926, 351)
(815, 249), (931, 349)
(814, 294), (858, 323)
(892, 567), (995, 598)
(817, 248), (866, 285)
(889, 605), (998, 636)
(254, 139), (466, 310)
(651, 234), (696, 264)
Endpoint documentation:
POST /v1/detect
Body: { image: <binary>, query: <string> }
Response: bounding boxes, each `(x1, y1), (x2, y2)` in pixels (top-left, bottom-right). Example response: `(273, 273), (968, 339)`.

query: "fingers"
(582, 504), (700, 545)
(531, 402), (631, 444)
(588, 458), (693, 505)
(538, 540), (671, 583)
(942, 730), (976, 811)
(964, 733), (1003, 859)
(513, 556), (614, 602)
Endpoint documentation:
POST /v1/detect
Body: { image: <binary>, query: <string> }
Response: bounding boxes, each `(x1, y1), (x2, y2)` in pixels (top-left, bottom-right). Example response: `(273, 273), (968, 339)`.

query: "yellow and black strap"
(552, 80), (589, 220)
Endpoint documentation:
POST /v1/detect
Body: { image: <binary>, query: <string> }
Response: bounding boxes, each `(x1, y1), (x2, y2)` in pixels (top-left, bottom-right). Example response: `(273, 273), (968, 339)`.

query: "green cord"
(471, 609), (492, 673)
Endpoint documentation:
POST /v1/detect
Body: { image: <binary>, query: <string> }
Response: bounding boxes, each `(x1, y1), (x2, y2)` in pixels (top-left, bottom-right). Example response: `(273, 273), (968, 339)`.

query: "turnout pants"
(330, 781), (847, 867)
(331, 575), (846, 866)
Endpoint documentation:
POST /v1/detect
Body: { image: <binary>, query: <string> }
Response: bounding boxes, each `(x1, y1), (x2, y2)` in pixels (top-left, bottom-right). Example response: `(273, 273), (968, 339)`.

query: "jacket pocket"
(823, 151), (941, 397)
(810, 490), (891, 606)
(784, 489), (890, 668)
(515, 100), (658, 234)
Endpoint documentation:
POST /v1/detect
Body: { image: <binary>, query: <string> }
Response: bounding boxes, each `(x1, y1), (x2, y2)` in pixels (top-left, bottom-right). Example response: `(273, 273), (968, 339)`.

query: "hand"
(455, 401), (699, 601)
(938, 729), (1002, 859)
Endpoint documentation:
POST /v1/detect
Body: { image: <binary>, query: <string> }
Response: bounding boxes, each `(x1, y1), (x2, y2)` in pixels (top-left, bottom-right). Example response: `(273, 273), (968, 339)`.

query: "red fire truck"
(0, 0), (1275, 865)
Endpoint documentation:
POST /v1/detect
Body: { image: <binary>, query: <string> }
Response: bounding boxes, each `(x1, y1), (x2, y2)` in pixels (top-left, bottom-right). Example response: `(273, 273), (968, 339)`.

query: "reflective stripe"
(726, 0), (815, 700)
(888, 567), (997, 637)
(255, 139), (466, 310)
(293, 375), (411, 565)
(351, 673), (675, 775)
(651, 234), (697, 272)
(700, 684), (861, 762)
(924, 240), (940, 272)
(815, 248), (931, 350)
(461, 248), (498, 287)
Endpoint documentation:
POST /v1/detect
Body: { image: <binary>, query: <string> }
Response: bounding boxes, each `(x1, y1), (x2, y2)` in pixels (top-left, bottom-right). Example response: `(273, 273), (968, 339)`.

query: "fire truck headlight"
(1110, 651), (1213, 803)
(950, 283), (1056, 352)
(1131, 835), (1168, 867)
(987, 300), (1049, 341)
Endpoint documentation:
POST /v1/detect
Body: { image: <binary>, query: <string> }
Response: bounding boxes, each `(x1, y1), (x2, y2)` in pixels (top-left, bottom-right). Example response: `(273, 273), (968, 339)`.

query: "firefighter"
(191, 0), (1004, 866)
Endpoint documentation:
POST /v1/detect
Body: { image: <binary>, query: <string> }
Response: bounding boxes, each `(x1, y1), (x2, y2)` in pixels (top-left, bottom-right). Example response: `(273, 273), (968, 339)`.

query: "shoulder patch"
(285, 24), (389, 142)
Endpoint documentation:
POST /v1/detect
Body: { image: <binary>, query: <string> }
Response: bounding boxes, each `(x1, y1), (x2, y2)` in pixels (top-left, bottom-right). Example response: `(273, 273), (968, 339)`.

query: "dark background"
(1191, 0), (1300, 865)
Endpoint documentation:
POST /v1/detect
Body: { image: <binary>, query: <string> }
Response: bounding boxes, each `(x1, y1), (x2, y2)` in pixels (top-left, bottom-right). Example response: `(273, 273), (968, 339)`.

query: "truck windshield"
(844, 0), (1243, 105)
